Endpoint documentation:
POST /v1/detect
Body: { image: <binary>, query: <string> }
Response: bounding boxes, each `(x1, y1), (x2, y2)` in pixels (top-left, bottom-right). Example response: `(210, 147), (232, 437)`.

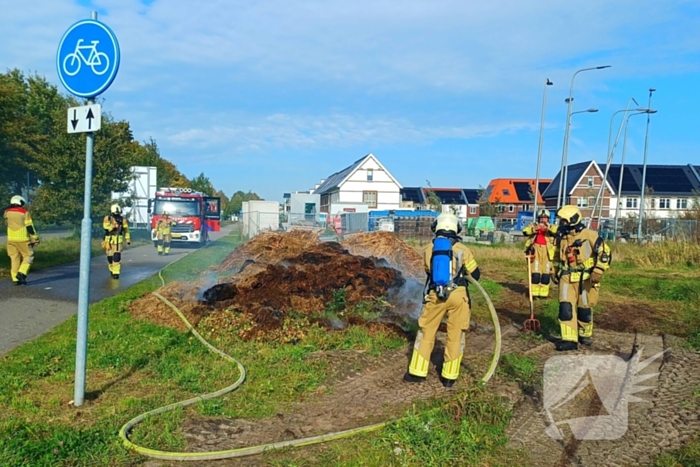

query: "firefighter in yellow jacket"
(551, 206), (611, 351)
(523, 209), (557, 298)
(3, 195), (39, 285)
(155, 211), (177, 255)
(404, 212), (481, 388)
(103, 204), (130, 279)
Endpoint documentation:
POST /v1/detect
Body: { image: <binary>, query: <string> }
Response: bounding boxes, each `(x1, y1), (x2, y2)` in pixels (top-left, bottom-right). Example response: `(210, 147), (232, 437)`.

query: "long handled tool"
(524, 254), (541, 332)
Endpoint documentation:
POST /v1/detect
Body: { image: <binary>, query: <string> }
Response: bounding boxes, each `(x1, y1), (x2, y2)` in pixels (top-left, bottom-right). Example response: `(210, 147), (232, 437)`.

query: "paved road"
(0, 225), (236, 356)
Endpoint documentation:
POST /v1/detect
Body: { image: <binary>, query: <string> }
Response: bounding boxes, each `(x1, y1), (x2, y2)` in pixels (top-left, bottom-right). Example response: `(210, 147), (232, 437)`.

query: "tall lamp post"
(612, 109), (657, 239)
(556, 65), (611, 210)
(559, 108), (599, 207)
(533, 78), (553, 218)
(590, 99), (645, 226)
(637, 88), (657, 240)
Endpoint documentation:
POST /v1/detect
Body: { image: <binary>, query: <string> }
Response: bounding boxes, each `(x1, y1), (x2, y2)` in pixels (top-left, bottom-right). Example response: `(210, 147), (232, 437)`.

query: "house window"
(469, 206), (477, 215)
(367, 169), (373, 181)
(521, 204), (528, 211)
(508, 205), (514, 212)
(577, 197), (589, 208)
(588, 177), (594, 187)
(659, 198), (671, 209)
(362, 191), (378, 208)
(626, 198), (638, 209)
(502, 189), (510, 196)
(497, 205), (505, 213)
(677, 199), (688, 209)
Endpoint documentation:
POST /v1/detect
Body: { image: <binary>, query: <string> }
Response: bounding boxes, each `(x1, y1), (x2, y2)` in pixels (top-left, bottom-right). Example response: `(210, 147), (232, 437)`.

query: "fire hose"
(118, 250), (502, 461)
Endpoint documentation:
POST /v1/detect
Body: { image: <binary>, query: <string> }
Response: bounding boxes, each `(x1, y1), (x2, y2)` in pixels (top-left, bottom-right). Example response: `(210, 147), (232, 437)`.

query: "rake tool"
(524, 253), (541, 333)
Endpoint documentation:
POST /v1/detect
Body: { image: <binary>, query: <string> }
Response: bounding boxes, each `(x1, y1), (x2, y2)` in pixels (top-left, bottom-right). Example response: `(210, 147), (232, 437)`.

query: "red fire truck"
(148, 187), (221, 247)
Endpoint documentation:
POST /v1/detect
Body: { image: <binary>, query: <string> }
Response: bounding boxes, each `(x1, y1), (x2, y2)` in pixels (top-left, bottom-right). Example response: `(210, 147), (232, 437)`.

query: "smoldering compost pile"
(129, 230), (426, 340)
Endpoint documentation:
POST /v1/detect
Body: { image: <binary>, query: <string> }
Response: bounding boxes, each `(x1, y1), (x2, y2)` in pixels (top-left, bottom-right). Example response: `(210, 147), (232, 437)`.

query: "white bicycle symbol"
(63, 39), (109, 76)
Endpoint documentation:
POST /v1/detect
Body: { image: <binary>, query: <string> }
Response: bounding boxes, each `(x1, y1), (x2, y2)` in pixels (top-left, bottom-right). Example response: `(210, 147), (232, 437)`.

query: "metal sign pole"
(74, 96), (95, 407)
(73, 10), (98, 407)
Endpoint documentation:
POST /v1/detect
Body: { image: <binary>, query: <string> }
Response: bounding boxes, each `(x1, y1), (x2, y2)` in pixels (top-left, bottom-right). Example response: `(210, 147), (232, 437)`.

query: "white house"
(314, 153), (402, 213)
(606, 163), (700, 220)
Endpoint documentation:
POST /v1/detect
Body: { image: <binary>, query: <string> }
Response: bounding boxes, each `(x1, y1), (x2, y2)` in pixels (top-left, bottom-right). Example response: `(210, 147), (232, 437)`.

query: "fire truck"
(148, 187), (221, 247)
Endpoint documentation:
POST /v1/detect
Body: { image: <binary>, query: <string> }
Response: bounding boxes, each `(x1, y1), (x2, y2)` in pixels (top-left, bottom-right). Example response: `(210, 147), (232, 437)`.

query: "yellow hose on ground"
(118, 243), (502, 461)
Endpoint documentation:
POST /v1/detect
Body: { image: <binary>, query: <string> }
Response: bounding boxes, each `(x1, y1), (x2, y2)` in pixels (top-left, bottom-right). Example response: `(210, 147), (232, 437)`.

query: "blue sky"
(2, 0), (699, 202)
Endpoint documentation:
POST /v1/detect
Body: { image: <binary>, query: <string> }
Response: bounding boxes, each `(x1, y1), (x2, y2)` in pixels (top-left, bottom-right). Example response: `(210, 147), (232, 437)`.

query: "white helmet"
(110, 204), (121, 214)
(10, 195), (26, 206)
(537, 208), (550, 219)
(431, 212), (462, 234)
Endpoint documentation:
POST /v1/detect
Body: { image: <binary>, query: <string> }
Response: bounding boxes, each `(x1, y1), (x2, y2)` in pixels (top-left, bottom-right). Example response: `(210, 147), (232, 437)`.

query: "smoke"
(195, 271), (220, 302)
(386, 275), (425, 321)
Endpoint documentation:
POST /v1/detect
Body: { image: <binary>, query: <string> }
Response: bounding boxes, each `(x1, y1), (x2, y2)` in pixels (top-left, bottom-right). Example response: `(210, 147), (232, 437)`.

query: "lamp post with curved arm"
(637, 88), (657, 240)
(612, 109), (657, 239)
(559, 108), (599, 207)
(556, 65), (611, 210)
(533, 78), (553, 218)
(590, 100), (646, 226)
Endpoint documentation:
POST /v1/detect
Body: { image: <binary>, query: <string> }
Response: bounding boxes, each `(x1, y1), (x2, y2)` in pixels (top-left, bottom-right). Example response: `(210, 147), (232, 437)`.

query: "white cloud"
(162, 112), (537, 156)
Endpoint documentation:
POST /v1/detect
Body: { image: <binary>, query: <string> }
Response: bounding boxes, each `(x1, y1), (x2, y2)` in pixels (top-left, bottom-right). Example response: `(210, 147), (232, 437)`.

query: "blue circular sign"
(57, 19), (120, 98)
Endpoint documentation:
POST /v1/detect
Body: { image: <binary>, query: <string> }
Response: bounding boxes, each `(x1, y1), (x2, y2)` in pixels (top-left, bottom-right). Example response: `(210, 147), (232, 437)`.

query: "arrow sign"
(86, 108), (94, 130)
(67, 104), (101, 134)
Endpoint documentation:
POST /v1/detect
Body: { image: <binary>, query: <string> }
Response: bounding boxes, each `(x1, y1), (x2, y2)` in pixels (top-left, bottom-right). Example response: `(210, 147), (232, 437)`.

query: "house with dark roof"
(312, 153), (402, 213)
(481, 178), (552, 221)
(400, 187), (482, 219)
(543, 160), (700, 222)
(541, 160), (613, 220)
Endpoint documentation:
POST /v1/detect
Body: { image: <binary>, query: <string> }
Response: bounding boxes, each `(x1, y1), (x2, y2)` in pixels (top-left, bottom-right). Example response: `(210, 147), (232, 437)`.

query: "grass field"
(0, 233), (698, 466)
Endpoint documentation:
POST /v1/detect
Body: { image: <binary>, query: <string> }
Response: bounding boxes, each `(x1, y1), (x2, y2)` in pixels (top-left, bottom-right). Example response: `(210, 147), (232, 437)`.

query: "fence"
(613, 217), (699, 242)
(240, 211), (282, 239)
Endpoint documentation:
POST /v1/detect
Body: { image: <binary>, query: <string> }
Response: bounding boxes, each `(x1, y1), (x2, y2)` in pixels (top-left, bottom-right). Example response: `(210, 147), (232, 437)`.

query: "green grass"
(654, 435), (700, 467)
(0, 231), (409, 466)
(259, 385), (529, 467)
(497, 354), (538, 392)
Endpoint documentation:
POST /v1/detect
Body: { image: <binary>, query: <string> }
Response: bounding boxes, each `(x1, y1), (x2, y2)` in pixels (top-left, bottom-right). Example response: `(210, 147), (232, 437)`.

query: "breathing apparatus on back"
(428, 213), (465, 300)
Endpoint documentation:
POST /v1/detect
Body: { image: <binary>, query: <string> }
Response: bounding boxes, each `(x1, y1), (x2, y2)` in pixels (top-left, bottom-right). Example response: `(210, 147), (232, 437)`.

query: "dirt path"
(140, 322), (700, 467)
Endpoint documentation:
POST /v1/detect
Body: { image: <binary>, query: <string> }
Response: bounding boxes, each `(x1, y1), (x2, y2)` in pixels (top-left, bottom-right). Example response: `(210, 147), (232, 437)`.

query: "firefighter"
(3, 195), (39, 285)
(103, 204), (130, 279)
(404, 212), (481, 388)
(155, 211), (177, 255)
(523, 209), (557, 298)
(551, 205), (611, 351)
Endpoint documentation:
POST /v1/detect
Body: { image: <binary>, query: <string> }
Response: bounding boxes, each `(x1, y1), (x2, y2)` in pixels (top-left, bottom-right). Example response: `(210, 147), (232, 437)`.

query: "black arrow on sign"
(71, 109), (78, 130)
(86, 108), (95, 130)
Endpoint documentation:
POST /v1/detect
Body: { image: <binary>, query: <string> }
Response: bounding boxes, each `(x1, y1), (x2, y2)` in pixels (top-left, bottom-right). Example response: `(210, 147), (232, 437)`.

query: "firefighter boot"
(403, 372), (426, 383)
(440, 376), (456, 388)
(16, 272), (27, 286)
(556, 340), (579, 351)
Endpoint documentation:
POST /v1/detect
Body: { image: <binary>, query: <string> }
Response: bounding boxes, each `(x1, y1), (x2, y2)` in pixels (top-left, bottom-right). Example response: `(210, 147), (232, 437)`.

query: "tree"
(477, 185), (500, 217)
(226, 190), (262, 216)
(190, 172), (214, 196)
(425, 179), (442, 212)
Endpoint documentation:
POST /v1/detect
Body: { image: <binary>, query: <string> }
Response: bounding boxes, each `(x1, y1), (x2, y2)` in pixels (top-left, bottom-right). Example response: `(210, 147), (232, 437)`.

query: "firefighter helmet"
(556, 205), (582, 226)
(110, 204), (122, 214)
(431, 212), (462, 234)
(537, 208), (550, 219)
(10, 195), (26, 206)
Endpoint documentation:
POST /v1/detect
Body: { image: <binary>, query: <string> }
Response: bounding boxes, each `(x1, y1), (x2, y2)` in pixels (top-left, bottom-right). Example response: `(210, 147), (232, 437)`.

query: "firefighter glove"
(590, 268), (604, 284)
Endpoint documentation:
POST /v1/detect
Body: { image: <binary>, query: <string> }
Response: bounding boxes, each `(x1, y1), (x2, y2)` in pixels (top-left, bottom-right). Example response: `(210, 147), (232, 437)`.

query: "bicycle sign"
(57, 19), (120, 98)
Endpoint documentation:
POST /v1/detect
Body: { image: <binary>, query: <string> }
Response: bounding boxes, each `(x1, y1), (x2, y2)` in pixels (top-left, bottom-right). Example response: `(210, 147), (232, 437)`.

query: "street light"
(612, 109), (657, 239)
(533, 78), (554, 218)
(559, 108), (599, 206)
(637, 88), (657, 240)
(557, 65), (611, 210)
(590, 99), (644, 226)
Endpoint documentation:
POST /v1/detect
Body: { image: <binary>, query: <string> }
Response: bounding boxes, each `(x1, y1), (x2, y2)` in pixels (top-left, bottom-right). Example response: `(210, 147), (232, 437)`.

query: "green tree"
(425, 179), (442, 212)
(190, 172), (214, 195)
(226, 190), (262, 216)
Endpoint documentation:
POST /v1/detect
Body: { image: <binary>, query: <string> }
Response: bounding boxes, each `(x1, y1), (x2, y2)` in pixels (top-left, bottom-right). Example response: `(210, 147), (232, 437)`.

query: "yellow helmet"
(10, 195), (26, 206)
(162, 211), (169, 216)
(110, 204), (121, 214)
(556, 205), (582, 226)
(431, 212), (462, 234)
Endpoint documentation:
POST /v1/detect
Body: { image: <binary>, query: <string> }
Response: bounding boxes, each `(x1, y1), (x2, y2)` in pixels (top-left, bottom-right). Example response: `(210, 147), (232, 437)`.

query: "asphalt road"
(0, 225), (236, 356)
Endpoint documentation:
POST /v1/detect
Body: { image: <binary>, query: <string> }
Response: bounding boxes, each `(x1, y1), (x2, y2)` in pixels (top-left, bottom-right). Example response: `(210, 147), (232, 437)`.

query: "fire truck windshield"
(153, 199), (200, 216)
